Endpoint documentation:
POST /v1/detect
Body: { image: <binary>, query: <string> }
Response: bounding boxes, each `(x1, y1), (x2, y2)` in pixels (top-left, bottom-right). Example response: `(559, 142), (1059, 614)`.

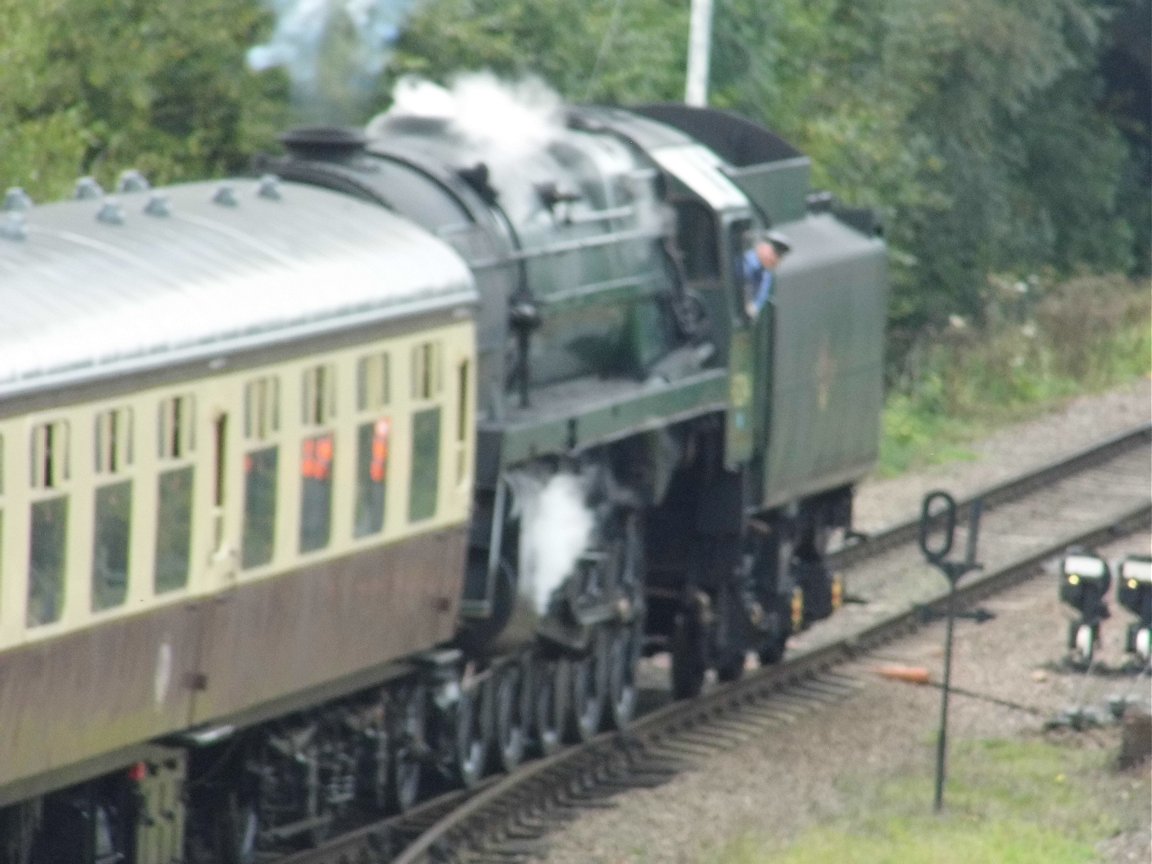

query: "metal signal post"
(685, 0), (714, 106)
(918, 491), (984, 812)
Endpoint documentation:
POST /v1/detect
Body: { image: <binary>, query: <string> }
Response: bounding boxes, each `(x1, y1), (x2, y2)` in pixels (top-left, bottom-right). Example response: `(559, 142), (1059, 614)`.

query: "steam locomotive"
(0, 100), (886, 863)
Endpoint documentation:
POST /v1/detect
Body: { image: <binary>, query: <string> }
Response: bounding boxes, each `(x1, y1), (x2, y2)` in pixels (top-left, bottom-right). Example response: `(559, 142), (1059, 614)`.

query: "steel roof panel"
(0, 178), (476, 398)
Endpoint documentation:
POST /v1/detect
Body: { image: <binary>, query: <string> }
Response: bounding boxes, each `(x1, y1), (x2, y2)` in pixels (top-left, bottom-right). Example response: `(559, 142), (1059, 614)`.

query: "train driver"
(744, 230), (791, 318)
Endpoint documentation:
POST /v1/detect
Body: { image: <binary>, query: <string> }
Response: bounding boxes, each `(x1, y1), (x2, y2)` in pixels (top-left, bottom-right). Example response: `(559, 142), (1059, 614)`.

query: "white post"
(685, 0), (714, 107)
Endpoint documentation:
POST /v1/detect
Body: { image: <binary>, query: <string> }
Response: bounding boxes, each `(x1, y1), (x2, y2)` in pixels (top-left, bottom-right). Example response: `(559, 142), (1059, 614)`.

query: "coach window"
(155, 395), (195, 593)
(92, 407), (134, 612)
(29, 421), (70, 626)
(354, 353), (391, 538)
(0, 434), (5, 607)
(409, 341), (442, 523)
(242, 376), (280, 568)
(299, 364), (336, 553)
(455, 359), (470, 485)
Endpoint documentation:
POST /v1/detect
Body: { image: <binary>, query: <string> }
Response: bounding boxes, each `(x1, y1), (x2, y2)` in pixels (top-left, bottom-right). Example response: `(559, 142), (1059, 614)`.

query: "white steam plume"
(248, 0), (418, 123)
(382, 73), (567, 159)
(510, 471), (596, 616)
(371, 72), (569, 220)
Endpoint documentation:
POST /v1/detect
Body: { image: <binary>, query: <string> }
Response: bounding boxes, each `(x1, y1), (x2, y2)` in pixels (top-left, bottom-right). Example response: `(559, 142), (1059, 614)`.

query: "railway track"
(274, 423), (1151, 864)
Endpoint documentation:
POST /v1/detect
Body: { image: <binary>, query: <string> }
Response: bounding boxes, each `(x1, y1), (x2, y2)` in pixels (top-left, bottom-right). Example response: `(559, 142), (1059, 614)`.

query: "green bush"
(879, 273), (1150, 475)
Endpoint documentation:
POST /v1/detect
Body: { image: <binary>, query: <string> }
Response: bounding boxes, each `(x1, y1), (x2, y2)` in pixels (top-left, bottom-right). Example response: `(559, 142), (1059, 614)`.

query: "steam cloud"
(248, 0), (419, 123)
(510, 471), (596, 616)
(379, 73), (567, 158)
(370, 72), (575, 221)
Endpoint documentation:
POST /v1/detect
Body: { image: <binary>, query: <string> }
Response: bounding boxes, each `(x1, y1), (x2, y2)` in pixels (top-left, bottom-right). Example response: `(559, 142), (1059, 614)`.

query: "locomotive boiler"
(0, 98), (886, 864)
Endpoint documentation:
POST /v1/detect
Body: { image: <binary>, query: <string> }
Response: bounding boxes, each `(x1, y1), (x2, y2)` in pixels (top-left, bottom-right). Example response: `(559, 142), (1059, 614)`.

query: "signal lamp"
(1058, 550), (1111, 667)
(1116, 554), (1152, 662)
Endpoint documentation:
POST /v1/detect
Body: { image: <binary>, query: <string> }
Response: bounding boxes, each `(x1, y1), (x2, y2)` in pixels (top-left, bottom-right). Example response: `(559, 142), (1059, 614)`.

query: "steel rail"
(830, 421), (1151, 569)
(276, 425), (1151, 864)
(387, 501), (1150, 864)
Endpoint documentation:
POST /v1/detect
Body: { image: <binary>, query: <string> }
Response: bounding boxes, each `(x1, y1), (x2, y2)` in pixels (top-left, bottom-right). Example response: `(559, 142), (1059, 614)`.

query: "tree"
(0, 0), (288, 199)
(3, 0), (1141, 375)
(388, 0), (689, 104)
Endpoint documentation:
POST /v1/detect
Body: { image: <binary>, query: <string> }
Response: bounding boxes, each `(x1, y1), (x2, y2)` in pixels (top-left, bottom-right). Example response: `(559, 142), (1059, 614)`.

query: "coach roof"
(0, 177), (476, 399)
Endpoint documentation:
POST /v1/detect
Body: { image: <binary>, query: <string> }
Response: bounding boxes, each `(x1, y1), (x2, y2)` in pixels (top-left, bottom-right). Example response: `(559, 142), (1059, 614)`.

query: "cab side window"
(29, 421), (70, 626)
(676, 201), (719, 281)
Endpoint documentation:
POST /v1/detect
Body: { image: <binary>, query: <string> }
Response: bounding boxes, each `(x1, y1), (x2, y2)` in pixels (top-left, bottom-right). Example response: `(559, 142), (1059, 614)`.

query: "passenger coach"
(0, 176), (477, 858)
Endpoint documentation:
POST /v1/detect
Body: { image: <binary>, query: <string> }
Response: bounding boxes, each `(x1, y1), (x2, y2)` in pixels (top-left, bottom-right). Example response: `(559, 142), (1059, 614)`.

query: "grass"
(878, 273), (1151, 476)
(713, 738), (1136, 864)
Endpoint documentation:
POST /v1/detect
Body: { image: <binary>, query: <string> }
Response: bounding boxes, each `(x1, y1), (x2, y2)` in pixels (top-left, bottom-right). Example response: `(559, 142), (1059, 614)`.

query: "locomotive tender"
(0, 103), (886, 862)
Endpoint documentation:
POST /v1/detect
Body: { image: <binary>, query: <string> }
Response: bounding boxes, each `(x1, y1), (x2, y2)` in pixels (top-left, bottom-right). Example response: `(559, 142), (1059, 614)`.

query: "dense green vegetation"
(715, 738), (1141, 864)
(0, 0), (287, 192)
(879, 272), (1151, 474)
(2, 0), (1147, 391)
(391, 0), (1150, 371)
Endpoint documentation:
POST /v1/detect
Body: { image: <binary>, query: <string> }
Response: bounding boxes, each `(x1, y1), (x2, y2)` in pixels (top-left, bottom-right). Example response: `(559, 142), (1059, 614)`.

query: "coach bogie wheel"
(211, 789), (258, 864)
(357, 695), (391, 813)
(388, 684), (427, 813)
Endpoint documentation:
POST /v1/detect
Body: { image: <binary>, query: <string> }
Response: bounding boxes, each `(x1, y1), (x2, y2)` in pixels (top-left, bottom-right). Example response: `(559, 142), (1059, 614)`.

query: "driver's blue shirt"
(744, 248), (775, 315)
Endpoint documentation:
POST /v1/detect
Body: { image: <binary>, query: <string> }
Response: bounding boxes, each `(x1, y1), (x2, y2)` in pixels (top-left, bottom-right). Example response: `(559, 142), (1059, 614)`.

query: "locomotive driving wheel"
(670, 601), (707, 700)
(492, 658), (530, 772)
(451, 675), (493, 788)
(530, 656), (569, 756)
(757, 596), (791, 666)
(568, 627), (610, 742)
(606, 617), (643, 728)
(752, 529), (795, 666)
(605, 506), (644, 728)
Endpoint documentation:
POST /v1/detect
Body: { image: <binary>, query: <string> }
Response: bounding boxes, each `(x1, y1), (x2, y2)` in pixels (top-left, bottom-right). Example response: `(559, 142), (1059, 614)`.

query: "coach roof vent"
(257, 174), (282, 200)
(144, 193), (171, 218)
(3, 187), (32, 212)
(117, 169), (151, 193)
(213, 184), (238, 207)
(1, 212), (26, 242)
(280, 126), (367, 161)
(74, 176), (105, 199)
(97, 198), (125, 225)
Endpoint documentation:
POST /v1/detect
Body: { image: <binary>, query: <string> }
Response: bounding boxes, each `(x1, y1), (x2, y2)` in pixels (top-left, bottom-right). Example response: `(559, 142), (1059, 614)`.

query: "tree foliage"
(0, 0), (288, 199)
(1, 0), (1146, 369)
(389, 0), (1147, 362)
(387, 0), (690, 103)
